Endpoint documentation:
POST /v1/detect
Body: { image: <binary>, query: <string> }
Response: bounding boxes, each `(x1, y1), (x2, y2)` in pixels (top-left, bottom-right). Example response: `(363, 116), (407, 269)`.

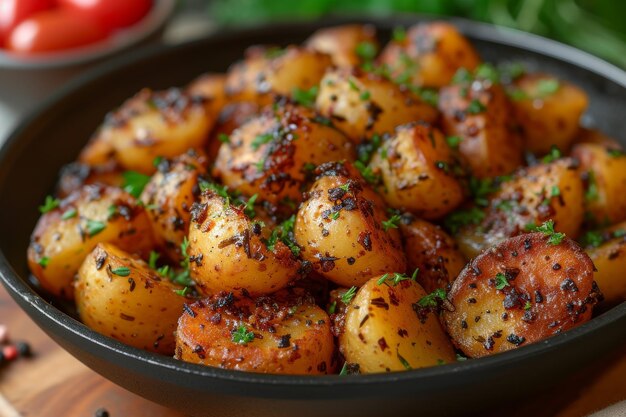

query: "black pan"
(0, 16), (625, 417)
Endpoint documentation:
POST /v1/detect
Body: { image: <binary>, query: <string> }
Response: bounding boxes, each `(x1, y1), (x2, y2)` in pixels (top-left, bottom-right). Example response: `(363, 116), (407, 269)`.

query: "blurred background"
(0, 0), (624, 142)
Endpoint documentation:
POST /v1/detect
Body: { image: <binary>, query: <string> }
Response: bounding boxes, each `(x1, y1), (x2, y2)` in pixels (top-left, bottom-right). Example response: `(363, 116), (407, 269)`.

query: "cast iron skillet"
(0, 16), (625, 417)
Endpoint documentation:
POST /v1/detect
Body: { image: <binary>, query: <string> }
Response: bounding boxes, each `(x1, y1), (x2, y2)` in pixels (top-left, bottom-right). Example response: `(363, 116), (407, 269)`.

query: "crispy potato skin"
(208, 101), (260, 160)
(340, 277), (456, 373)
(27, 185), (155, 299)
(584, 221), (626, 305)
(295, 162), (407, 287)
(509, 73), (588, 155)
(213, 102), (354, 207)
(187, 72), (227, 116)
(571, 143), (626, 226)
(225, 46), (331, 105)
(443, 233), (599, 358)
(573, 128), (622, 149)
(306, 24), (378, 68)
(439, 81), (523, 178)
(80, 88), (215, 174)
(370, 123), (464, 219)
(188, 193), (300, 296)
(175, 289), (335, 374)
(378, 22), (480, 88)
(315, 68), (438, 143)
(56, 161), (124, 198)
(76, 243), (186, 355)
(140, 150), (207, 262)
(457, 159), (584, 258)
(400, 216), (466, 293)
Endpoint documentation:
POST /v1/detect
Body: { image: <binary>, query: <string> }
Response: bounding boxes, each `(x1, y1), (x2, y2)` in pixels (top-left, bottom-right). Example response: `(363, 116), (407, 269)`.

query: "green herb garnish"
(416, 288), (447, 308)
(61, 208), (77, 220)
(232, 325), (255, 345)
(122, 171), (151, 198)
(340, 286), (357, 304)
(494, 272), (510, 290)
(39, 196), (60, 213)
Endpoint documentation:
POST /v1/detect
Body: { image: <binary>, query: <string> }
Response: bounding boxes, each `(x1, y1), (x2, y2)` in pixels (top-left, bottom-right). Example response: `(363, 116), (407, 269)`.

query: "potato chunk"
(443, 233), (600, 358)
(378, 22), (480, 88)
(400, 215), (466, 293)
(140, 150), (208, 262)
(581, 221), (626, 305)
(175, 289), (335, 374)
(340, 277), (456, 373)
(76, 243), (187, 355)
(315, 67), (438, 143)
(295, 162), (407, 287)
(188, 191), (300, 296)
(306, 24), (378, 68)
(571, 143), (626, 226)
(27, 185), (155, 299)
(456, 159), (584, 258)
(370, 123), (464, 219)
(439, 78), (522, 178)
(225, 45), (331, 105)
(213, 102), (354, 208)
(80, 88), (215, 174)
(508, 73), (588, 155)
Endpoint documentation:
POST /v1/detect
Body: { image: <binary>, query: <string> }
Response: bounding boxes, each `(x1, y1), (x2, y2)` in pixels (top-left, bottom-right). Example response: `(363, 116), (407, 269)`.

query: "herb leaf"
(494, 272), (510, 290)
(381, 214), (401, 231)
(416, 288), (447, 308)
(85, 219), (106, 237)
(232, 325), (255, 345)
(39, 196), (60, 213)
(61, 208), (77, 220)
(111, 267), (131, 277)
(531, 220), (566, 245)
(292, 85), (319, 108)
(122, 171), (151, 198)
(340, 286), (357, 304)
(251, 133), (274, 150)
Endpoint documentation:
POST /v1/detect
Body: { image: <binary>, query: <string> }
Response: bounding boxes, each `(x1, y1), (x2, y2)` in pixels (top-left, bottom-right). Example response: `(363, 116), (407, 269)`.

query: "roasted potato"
(370, 123), (464, 219)
(378, 22), (481, 88)
(27, 185), (155, 299)
(76, 243), (187, 355)
(573, 128), (621, 149)
(225, 45), (332, 105)
(443, 232), (600, 358)
(295, 162), (407, 287)
(439, 77), (523, 178)
(456, 158), (584, 258)
(187, 72), (227, 115)
(208, 101), (260, 160)
(340, 276), (456, 373)
(56, 161), (124, 198)
(80, 88), (215, 174)
(176, 289), (335, 374)
(400, 215), (466, 293)
(581, 221), (626, 305)
(187, 191), (301, 296)
(571, 142), (626, 226)
(306, 24), (378, 68)
(213, 101), (354, 207)
(315, 67), (438, 143)
(140, 150), (208, 262)
(508, 73), (588, 155)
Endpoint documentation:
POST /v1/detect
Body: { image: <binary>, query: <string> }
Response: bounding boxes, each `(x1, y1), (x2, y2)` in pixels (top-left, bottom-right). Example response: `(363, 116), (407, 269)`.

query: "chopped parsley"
(377, 270), (418, 286)
(251, 133), (274, 150)
(122, 171), (151, 198)
(354, 160), (380, 185)
(392, 26), (406, 42)
(397, 349), (412, 370)
(536, 78), (560, 97)
(452, 68), (472, 84)
(356, 134), (382, 164)
(243, 194), (258, 218)
(607, 149), (625, 158)
(456, 353), (468, 361)
(446, 135), (462, 149)
(85, 219), (106, 237)
(37, 256), (49, 268)
(292, 85), (319, 108)
(61, 208), (77, 220)
(531, 220), (566, 245)
(474, 63), (499, 83)
(218, 133), (230, 144)
(494, 272), (510, 290)
(550, 185), (561, 197)
(359, 90), (371, 101)
(585, 171), (599, 202)
(340, 286), (357, 304)
(466, 99), (486, 114)
(39, 195), (60, 213)
(355, 41), (377, 61)
(542, 146), (562, 163)
(174, 287), (191, 297)
(264, 215), (300, 256)
(469, 177), (499, 207)
(381, 214), (401, 231)
(443, 207), (485, 234)
(110, 267), (131, 277)
(524, 301), (532, 310)
(327, 301), (337, 315)
(232, 325), (255, 345)
(330, 211), (340, 220)
(416, 288), (447, 308)
(148, 251), (160, 269)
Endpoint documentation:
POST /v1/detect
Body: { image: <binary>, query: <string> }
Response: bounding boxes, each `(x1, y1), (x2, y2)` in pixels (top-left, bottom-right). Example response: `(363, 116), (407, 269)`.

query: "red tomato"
(57, 0), (152, 31)
(6, 9), (107, 53)
(0, 0), (55, 45)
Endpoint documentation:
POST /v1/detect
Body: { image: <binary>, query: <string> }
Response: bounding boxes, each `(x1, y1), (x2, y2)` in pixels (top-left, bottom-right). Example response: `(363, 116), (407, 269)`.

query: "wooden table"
(0, 283), (624, 417)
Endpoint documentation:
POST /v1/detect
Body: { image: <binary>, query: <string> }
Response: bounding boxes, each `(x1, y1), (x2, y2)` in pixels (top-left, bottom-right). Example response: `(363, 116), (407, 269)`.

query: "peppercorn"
(2, 345), (18, 361)
(94, 408), (110, 417)
(16, 341), (31, 358)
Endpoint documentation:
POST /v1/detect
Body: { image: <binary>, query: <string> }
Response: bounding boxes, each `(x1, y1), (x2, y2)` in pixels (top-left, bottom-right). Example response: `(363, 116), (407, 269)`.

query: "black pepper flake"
(461, 320), (468, 329)
(95, 252), (107, 270)
(483, 336), (495, 351)
(467, 298), (477, 304)
(524, 238), (532, 250)
(192, 344), (206, 359)
(471, 265), (481, 276)
(561, 278), (578, 292)
(153, 334), (165, 349)
(469, 283), (477, 289)
(183, 304), (196, 318)
(359, 314), (370, 328)
(190, 253), (204, 267)
(552, 263), (561, 270)
(507, 333), (526, 346)
(347, 257), (356, 265)
(94, 408), (110, 417)
(317, 361), (327, 372)
(278, 334), (291, 348)
(358, 231), (373, 251)
(535, 290), (544, 303)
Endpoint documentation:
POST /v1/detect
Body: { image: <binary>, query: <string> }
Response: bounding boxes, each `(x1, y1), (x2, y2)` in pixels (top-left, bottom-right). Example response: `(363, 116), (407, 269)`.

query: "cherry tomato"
(57, 0), (152, 32)
(0, 0), (55, 45)
(6, 9), (107, 54)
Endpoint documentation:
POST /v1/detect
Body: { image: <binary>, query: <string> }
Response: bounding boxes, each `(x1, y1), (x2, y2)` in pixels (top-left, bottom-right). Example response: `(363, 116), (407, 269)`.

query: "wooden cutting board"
(0, 282), (624, 417)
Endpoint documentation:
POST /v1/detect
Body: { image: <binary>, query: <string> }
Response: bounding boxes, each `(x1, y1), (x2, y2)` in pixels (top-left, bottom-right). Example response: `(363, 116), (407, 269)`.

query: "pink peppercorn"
(2, 345), (18, 361)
